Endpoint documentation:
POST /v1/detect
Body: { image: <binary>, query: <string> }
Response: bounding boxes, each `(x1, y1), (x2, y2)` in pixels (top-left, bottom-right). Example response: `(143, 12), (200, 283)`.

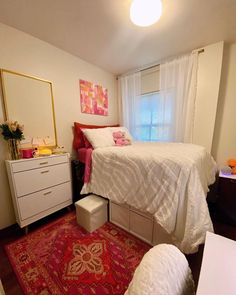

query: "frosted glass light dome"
(130, 0), (162, 27)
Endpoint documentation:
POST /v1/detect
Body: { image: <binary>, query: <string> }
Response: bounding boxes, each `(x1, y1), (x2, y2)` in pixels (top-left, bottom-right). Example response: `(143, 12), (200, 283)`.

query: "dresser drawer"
(14, 162), (70, 197)
(11, 154), (69, 172)
(18, 182), (72, 220)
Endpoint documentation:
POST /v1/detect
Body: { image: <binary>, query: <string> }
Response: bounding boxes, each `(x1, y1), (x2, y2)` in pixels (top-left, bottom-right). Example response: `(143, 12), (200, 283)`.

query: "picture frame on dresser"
(5, 153), (72, 233)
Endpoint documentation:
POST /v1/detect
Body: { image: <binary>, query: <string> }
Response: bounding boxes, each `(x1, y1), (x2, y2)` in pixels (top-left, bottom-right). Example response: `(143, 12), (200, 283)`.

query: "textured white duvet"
(125, 244), (195, 295)
(82, 142), (217, 253)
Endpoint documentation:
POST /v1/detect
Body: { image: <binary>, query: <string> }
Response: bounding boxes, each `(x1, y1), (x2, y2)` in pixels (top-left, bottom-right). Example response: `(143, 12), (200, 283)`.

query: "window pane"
(135, 126), (150, 141)
(138, 97), (151, 124)
(151, 126), (158, 141)
(135, 91), (173, 142)
(157, 126), (171, 141)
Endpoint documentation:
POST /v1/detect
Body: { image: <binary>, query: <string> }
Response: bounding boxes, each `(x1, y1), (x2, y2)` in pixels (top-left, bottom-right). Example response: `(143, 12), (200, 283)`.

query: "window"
(134, 92), (173, 141)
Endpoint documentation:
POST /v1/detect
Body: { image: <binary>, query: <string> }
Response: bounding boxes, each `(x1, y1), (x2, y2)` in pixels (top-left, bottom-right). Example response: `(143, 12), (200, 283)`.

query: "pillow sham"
(82, 128), (115, 149)
(73, 122), (119, 150)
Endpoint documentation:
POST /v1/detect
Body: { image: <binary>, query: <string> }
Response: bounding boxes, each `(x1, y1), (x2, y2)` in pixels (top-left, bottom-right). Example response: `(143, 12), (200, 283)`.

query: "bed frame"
(109, 200), (173, 246)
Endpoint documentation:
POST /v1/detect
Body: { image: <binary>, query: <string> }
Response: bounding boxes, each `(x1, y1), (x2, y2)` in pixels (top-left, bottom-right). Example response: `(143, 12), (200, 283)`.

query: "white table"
(197, 232), (236, 295)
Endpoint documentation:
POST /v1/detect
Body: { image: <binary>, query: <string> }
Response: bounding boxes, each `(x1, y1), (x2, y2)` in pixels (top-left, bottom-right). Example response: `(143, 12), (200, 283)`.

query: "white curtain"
(119, 72), (141, 139)
(160, 53), (198, 143)
(119, 53), (198, 142)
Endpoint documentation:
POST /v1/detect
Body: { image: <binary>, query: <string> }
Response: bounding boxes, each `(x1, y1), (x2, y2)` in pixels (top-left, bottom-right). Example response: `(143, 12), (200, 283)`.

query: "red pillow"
(73, 122), (119, 150)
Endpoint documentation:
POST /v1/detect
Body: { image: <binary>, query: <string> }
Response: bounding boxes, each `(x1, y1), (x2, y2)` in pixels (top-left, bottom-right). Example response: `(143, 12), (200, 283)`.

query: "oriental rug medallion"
(5, 212), (150, 295)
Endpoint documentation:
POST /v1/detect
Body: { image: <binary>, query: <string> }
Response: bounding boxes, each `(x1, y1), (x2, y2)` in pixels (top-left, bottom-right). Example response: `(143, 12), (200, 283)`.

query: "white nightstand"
(5, 153), (72, 232)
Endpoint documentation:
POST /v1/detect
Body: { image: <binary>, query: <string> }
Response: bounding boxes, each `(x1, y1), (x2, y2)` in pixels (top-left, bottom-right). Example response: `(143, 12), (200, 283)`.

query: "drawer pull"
(230, 179), (236, 184)
(43, 191), (52, 196)
(39, 161), (48, 165)
(41, 170), (49, 174)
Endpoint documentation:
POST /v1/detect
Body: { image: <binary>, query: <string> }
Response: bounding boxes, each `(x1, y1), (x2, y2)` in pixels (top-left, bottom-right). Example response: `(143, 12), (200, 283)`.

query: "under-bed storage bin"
(109, 200), (173, 246)
(75, 194), (108, 233)
(110, 201), (153, 244)
(110, 201), (129, 231)
(152, 221), (173, 245)
(130, 209), (153, 244)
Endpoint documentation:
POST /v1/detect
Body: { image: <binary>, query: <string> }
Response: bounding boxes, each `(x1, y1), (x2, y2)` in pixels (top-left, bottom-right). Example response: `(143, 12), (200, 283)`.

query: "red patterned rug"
(5, 212), (150, 294)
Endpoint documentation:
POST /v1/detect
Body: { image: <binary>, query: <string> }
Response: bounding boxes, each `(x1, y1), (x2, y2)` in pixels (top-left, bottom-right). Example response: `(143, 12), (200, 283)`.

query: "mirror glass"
(1, 69), (57, 147)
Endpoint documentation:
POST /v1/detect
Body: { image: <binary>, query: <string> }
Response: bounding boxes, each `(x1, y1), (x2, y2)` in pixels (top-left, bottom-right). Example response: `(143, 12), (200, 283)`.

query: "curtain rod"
(140, 64), (159, 72)
(141, 49), (204, 72)
(198, 49), (205, 54)
(117, 48), (205, 79)
(117, 63), (159, 79)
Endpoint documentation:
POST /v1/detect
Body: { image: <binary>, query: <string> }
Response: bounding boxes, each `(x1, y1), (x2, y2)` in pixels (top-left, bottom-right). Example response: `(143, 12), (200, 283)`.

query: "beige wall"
(0, 23), (118, 229)
(193, 41), (224, 153)
(212, 43), (236, 168)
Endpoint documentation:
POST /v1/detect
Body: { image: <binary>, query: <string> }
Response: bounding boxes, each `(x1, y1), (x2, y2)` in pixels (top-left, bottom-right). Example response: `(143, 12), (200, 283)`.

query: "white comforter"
(82, 142), (217, 253)
(125, 244), (195, 295)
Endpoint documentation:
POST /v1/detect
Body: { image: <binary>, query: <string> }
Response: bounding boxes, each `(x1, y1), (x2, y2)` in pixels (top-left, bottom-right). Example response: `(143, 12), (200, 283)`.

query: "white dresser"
(6, 153), (72, 229)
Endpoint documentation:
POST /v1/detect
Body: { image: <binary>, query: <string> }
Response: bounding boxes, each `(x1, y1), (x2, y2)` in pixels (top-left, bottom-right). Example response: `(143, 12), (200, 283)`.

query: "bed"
(73, 122), (217, 254)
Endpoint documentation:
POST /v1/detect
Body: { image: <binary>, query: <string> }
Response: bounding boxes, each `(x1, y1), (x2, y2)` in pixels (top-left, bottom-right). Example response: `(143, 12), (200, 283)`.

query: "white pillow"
(109, 126), (133, 142)
(82, 128), (115, 149)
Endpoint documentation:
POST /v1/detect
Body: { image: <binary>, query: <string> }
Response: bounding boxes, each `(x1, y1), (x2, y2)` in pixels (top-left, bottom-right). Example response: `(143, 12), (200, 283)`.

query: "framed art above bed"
(79, 79), (108, 116)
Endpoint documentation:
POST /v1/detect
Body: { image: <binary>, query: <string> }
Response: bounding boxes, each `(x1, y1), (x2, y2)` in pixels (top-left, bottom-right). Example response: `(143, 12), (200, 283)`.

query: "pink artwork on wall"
(80, 79), (108, 116)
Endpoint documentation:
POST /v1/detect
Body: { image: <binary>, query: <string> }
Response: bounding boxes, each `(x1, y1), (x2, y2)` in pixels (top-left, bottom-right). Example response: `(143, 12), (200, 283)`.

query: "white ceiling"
(0, 0), (236, 75)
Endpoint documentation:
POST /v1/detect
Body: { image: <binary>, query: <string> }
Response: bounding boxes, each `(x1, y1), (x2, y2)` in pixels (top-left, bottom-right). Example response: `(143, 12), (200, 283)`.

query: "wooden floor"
(0, 205), (236, 295)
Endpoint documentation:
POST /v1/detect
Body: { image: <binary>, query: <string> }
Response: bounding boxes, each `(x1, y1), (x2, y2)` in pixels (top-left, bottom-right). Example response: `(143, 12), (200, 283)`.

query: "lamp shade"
(130, 0), (162, 27)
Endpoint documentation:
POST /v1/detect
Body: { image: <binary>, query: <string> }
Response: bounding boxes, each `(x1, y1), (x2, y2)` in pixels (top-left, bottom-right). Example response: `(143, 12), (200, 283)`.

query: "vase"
(8, 139), (20, 160)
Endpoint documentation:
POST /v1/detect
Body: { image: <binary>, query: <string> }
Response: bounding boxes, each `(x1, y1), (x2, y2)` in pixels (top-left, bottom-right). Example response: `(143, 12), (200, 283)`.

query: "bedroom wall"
(192, 41), (224, 153)
(0, 22), (118, 229)
(212, 42), (236, 168)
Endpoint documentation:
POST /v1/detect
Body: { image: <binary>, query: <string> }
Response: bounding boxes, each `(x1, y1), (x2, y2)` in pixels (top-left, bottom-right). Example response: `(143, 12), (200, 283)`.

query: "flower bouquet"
(0, 121), (24, 160)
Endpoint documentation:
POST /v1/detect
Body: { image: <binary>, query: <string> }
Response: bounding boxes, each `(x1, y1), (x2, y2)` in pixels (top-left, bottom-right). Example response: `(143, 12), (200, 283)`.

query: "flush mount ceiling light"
(130, 0), (162, 27)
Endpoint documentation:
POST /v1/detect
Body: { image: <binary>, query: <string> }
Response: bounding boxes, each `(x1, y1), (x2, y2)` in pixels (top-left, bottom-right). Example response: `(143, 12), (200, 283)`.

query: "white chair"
(125, 244), (195, 295)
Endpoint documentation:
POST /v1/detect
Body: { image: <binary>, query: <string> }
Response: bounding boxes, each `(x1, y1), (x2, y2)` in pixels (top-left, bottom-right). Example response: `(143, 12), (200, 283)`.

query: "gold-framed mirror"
(0, 69), (57, 147)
